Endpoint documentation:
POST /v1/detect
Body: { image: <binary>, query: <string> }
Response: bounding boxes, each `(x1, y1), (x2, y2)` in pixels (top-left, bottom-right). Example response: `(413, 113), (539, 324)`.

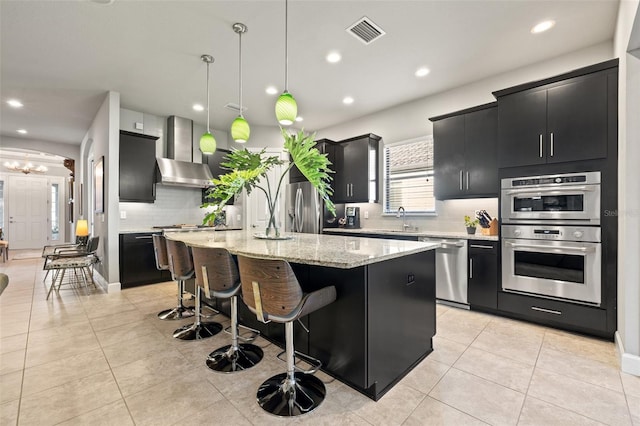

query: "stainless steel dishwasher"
(419, 237), (468, 307)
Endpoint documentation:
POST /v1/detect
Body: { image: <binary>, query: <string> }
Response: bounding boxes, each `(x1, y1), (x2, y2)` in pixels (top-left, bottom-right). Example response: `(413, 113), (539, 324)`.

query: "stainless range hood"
(156, 116), (213, 188)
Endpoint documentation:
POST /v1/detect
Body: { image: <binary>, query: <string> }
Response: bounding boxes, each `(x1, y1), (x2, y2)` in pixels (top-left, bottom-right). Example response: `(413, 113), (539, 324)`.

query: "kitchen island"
(165, 230), (439, 400)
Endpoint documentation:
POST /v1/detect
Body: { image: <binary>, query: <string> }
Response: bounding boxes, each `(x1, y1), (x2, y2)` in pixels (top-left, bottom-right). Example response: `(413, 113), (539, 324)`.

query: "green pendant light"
(231, 23), (250, 143)
(275, 0), (297, 126)
(199, 54), (217, 154)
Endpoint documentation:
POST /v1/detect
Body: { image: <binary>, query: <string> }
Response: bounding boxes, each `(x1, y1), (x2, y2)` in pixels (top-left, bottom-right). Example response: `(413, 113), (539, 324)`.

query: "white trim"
(92, 269), (121, 293)
(615, 330), (640, 376)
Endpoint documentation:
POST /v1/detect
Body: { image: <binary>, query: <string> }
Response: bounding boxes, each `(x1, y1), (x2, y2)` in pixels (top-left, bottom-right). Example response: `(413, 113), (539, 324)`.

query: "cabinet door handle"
(459, 170), (463, 190)
(539, 134), (543, 158)
(346, 183), (350, 197)
(350, 183), (353, 197)
(469, 258), (473, 279)
(135, 235), (154, 240)
(469, 244), (493, 249)
(550, 132), (554, 157)
(466, 171), (469, 190)
(531, 306), (562, 315)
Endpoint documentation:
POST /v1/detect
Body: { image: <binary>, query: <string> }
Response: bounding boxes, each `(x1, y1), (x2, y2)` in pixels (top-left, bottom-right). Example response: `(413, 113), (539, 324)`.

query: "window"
(51, 183), (59, 241)
(383, 136), (435, 214)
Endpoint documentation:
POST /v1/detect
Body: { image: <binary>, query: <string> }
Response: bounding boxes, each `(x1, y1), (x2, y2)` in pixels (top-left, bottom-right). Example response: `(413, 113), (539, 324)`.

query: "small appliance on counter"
(323, 203), (345, 229)
(345, 206), (361, 229)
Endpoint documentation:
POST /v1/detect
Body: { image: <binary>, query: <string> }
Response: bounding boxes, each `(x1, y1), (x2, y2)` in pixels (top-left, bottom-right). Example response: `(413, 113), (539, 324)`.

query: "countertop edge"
(322, 228), (499, 241)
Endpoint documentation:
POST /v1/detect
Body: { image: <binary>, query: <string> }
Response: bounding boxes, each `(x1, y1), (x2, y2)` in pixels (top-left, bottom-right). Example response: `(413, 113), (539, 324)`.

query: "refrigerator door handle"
(293, 188), (301, 232)
(297, 188), (305, 232)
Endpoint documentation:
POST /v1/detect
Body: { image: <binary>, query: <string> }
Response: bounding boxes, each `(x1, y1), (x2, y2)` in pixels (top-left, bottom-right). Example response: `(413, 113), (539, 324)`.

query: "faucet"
(396, 206), (408, 231)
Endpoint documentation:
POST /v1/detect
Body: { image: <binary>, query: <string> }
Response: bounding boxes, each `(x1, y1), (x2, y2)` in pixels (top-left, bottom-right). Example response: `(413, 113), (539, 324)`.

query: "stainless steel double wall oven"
(501, 172), (602, 306)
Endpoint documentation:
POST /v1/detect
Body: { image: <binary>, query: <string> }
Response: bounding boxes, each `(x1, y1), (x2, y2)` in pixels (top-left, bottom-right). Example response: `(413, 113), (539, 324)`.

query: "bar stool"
(237, 255), (337, 417)
(165, 239), (222, 340)
(191, 247), (263, 372)
(154, 235), (194, 320)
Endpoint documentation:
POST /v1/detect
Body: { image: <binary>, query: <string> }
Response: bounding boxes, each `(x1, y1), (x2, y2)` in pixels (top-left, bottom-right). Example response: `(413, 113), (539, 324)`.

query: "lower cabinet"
(498, 291), (608, 336)
(467, 240), (498, 310)
(119, 233), (171, 288)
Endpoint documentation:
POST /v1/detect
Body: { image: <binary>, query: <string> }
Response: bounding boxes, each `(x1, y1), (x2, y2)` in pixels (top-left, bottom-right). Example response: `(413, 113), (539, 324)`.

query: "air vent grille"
(224, 103), (247, 112)
(346, 17), (386, 45)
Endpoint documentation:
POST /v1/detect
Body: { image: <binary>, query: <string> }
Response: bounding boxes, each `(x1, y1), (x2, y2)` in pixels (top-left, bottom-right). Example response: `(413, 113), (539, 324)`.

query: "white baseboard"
(615, 331), (640, 376)
(92, 271), (121, 293)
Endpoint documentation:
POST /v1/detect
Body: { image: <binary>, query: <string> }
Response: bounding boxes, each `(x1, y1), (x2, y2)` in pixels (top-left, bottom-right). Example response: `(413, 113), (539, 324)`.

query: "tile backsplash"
(344, 198), (499, 233)
(119, 185), (242, 230)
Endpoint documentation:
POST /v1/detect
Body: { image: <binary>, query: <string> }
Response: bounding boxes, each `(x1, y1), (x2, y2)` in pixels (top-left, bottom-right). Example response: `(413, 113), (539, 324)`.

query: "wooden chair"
(191, 247), (263, 372)
(237, 255), (336, 417)
(166, 239), (222, 340)
(154, 235), (194, 320)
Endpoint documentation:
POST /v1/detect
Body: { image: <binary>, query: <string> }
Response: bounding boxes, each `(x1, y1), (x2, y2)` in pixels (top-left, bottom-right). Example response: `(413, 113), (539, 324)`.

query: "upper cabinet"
(289, 139), (336, 183)
(494, 60), (617, 168)
(430, 103), (498, 199)
(332, 134), (381, 203)
(119, 130), (158, 202)
(202, 148), (233, 205)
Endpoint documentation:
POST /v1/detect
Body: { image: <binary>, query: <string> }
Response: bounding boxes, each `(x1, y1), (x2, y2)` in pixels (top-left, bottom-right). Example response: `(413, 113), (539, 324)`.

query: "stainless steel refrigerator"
(285, 181), (322, 234)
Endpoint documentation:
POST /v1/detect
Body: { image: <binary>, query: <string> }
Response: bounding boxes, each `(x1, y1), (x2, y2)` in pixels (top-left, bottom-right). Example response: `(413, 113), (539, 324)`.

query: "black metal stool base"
(257, 372), (326, 417)
(157, 306), (195, 320)
(206, 344), (264, 373)
(173, 322), (222, 340)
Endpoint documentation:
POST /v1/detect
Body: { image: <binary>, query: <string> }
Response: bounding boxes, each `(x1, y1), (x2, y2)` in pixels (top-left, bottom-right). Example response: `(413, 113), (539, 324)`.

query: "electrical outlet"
(237, 214), (241, 221)
(364, 210), (369, 219)
(135, 122), (143, 130)
(120, 211), (127, 219)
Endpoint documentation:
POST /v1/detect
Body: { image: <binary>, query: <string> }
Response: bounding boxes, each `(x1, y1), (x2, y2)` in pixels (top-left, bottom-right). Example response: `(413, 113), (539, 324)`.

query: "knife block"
(481, 219), (498, 236)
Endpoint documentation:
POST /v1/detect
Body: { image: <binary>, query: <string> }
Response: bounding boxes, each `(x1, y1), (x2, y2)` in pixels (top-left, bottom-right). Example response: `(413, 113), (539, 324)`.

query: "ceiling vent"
(346, 17), (386, 45)
(224, 102), (247, 113)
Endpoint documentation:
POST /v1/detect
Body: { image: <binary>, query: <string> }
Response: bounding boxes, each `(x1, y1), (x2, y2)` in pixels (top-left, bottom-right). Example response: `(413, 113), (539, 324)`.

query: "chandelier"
(4, 161), (48, 174)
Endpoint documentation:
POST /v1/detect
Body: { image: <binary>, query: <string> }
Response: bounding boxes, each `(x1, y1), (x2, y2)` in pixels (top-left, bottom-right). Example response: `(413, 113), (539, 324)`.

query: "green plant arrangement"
(464, 215), (479, 228)
(201, 128), (336, 238)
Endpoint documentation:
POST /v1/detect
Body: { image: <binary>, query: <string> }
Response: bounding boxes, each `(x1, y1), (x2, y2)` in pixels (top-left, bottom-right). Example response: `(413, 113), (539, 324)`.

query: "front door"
(8, 175), (49, 249)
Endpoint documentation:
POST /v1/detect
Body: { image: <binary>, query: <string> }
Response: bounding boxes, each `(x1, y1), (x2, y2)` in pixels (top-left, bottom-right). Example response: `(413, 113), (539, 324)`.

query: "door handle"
(466, 171), (469, 190)
(459, 170), (463, 191)
(531, 306), (562, 315)
(550, 132), (554, 157)
(539, 134), (543, 158)
(346, 183), (349, 198)
(470, 244), (494, 249)
(469, 258), (473, 279)
(297, 189), (304, 232)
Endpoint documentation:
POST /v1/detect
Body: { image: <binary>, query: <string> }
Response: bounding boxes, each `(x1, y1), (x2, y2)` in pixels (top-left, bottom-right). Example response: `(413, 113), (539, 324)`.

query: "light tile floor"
(1, 252), (639, 426)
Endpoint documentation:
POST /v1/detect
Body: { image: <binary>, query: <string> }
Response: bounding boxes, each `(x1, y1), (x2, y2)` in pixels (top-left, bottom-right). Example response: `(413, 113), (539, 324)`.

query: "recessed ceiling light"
(192, 104), (204, 112)
(265, 86), (278, 95)
(7, 99), (23, 108)
(326, 52), (342, 63)
(343, 96), (354, 105)
(531, 20), (555, 34)
(17, 129), (27, 134)
(415, 67), (430, 77)
(295, 116), (303, 122)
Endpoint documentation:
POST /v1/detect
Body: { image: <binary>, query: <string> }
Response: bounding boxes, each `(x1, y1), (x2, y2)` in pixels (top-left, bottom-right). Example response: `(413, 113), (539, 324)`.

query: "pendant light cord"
(239, 30), (243, 117)
(284, 0), (288, 92)
(206, 61), (211, 132)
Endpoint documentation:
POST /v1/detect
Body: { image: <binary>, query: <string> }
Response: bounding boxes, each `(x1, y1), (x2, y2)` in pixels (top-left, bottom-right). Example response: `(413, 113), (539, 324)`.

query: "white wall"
(614, 0), (640, 376)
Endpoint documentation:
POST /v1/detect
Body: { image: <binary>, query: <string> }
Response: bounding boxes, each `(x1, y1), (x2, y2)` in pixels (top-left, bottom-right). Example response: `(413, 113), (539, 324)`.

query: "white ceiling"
(0, 0), (619, 146)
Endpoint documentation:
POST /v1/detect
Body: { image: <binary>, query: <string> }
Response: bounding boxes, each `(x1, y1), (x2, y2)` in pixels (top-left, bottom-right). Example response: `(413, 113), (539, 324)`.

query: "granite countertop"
(164, 230), (440, 269)
(120, 226), (242, 234)
(322, 228), (499, 241)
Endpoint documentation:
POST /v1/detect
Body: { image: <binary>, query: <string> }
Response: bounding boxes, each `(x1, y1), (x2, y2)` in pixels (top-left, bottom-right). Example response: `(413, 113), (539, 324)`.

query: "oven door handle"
(505, 241), (596, 253)
(504, 186), (595, 196)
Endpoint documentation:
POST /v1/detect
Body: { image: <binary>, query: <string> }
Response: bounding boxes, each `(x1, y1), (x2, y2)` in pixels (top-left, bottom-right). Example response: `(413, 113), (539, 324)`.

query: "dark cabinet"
(468, 240), (498, 310)
(497, 70), (609, 168)
(119, 233), (171, 288)
(289, 139), (336, 183)
(431, 104), (498, 199)
(333, 134), (381, 203)
(119, 131), (158, 202)
(201, 148), (234, 205)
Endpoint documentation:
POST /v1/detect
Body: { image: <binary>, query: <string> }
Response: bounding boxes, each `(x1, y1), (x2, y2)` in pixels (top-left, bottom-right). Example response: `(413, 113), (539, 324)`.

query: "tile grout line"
(514, 326), (546, 425)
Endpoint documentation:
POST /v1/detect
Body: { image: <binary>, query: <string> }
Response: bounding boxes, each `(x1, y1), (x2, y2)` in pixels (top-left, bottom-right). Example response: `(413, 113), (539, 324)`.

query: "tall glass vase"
(264, 193), (281, 239)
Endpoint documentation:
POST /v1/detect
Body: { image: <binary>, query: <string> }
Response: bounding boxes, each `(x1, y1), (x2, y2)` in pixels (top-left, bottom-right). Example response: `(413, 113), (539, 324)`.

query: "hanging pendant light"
(275, 0), (297, 126)
(231, 23), (250, 143)
(199, 54), (217, 155)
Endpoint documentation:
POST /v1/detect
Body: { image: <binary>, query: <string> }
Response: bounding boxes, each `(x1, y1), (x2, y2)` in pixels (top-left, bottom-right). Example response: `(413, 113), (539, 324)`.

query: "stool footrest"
(223, 324), (260, 342)
(276, 349), (322, 375)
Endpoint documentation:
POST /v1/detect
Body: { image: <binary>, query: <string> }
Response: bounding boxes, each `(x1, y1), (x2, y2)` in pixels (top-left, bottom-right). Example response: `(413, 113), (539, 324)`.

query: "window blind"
(384, 137), (435, 213)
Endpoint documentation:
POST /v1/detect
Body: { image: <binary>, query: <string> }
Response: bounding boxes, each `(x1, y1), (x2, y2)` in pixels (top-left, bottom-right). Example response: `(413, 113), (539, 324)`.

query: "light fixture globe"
(275, 92), (297, 126)
(199, 132), (217, 155)
(231, 116), (250, 143)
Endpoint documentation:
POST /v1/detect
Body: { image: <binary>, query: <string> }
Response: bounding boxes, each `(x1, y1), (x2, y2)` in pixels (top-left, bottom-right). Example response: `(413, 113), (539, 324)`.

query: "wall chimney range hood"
(156, 116), (213, 188)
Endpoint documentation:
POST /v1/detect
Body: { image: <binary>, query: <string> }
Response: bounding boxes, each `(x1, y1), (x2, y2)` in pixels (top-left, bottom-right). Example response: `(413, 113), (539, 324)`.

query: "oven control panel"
(502, 225), (601, 243)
